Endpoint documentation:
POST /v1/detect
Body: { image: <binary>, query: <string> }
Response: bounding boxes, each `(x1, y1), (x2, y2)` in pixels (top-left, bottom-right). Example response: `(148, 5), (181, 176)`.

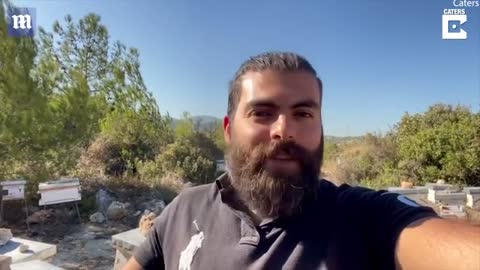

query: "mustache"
(245, 140), (312, 170)
(267, 140), (308, 159)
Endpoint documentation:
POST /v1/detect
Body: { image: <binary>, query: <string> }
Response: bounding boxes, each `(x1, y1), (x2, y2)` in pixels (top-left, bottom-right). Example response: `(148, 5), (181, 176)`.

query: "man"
(124, 52), (480, 270)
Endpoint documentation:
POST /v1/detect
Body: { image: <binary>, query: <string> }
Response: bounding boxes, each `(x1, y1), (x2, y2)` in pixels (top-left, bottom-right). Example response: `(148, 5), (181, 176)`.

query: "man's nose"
(270, 114), (295, 140)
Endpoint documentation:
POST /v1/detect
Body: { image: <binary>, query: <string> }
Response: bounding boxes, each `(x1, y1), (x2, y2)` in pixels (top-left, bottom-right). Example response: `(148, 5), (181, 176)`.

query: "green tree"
(396, 104), (480, 185)
(1, 8), (174, 184)
(175, 112), (195, 139)
(0, 1), (48, 181)
(208, 120), (226, 153)
(35, 13), (174, 177)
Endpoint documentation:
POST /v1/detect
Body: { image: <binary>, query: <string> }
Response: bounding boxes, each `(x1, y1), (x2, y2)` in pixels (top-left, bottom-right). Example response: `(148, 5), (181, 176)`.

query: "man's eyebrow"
(244, 99), (320, 110)
(291, 99), (320, 109)
(245, 100), (279, 109)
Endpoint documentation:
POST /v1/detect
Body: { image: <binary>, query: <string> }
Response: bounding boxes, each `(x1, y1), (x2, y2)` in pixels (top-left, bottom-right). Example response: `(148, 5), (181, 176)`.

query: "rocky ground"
(11, 222), (125, 270)
(2, 184), (169, 270)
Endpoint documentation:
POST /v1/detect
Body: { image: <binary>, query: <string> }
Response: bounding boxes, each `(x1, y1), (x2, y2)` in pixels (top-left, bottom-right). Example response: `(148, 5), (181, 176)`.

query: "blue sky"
(11, 0), (480, 136)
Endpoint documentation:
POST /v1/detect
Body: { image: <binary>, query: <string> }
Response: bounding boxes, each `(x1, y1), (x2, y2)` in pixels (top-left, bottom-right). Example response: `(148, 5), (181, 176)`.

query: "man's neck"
(222, 184), (274, 226)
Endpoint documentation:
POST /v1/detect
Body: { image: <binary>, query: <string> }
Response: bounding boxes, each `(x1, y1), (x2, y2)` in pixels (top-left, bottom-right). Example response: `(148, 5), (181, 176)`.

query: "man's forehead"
(239, 71), (321, 105)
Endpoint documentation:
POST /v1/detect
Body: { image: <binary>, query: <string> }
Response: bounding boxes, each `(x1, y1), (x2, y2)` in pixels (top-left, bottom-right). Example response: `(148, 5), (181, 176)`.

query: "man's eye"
(295, 111), (313, 118)
(252, 111), (272, 117)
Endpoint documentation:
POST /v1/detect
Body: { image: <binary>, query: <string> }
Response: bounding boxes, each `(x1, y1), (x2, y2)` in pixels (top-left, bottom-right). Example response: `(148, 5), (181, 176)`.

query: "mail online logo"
(442, 11), (467, 40)
(7, 7), (36, 37)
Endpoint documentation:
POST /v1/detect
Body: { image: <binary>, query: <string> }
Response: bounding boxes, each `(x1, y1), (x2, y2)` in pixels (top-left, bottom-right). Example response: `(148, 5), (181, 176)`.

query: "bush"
(396, 104), (480, 185)
(75, 133), (163, 178)
(323, 132), (401, 188)
(75, 135), (117, 177)
(137, 135), (217, 185)
(144, 137), (216, 185)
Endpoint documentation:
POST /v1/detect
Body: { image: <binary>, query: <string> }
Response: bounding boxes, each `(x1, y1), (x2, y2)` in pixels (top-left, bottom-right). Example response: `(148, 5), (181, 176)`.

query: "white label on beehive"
(2, 186), (25, 200)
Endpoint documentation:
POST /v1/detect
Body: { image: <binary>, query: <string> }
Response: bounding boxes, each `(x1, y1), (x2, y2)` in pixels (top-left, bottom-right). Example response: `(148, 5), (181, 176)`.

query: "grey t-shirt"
(134, 174), (437, 270)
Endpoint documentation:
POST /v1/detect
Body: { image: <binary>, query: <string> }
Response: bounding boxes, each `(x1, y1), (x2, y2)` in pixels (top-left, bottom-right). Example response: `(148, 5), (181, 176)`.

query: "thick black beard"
(225, 138), (323, 219)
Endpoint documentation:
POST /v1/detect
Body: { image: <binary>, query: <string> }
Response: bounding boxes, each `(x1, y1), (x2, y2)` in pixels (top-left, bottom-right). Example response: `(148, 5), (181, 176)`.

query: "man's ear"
(223, 116), (231, 144)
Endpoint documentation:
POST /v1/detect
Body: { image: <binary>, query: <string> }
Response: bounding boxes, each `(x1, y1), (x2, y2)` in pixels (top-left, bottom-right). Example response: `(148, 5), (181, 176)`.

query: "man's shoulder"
(317, 179), (387, 206)
(176, 181), (219, 203)
(155, 181), (219, 228)
(323, 178), (383, 192)
(316, 178), (366, 197)
(320, 180), (435, 216)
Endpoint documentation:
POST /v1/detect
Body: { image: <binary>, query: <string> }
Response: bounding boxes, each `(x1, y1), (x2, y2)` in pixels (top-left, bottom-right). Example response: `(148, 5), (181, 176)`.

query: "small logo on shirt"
(381, 192), (420, 207)
(179, 220), (204, 270)
(397, 195), (420, 207)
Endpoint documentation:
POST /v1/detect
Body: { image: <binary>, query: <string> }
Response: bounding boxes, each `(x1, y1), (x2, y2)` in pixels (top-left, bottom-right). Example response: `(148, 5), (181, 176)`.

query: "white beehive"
(1, 180), (27, 201)
(38, 178), (81, 206)
(216, 160), (226, 172)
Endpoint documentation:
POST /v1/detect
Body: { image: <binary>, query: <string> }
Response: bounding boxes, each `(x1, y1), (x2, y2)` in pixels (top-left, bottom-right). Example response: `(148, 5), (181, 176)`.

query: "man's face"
(224, 70), (324, 219)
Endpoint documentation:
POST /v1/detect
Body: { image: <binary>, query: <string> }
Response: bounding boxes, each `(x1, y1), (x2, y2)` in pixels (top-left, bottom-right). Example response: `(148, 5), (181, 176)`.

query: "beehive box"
(38, 178), (81, 206)
(1, 180), (27, 201)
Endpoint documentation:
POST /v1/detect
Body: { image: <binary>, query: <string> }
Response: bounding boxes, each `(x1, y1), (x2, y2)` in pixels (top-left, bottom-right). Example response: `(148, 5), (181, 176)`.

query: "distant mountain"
(324, 135), (363, 144)
(171, 115), (222, 132)
(192, 115), (221, 123)
(192, 115), (222, 132)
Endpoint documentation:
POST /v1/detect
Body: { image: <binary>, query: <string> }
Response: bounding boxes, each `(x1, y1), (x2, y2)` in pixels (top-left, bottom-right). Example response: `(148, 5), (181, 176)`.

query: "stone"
(107, 201), (127, 220)
(63, 235), (75, 242)
(0, 255), (12, 270)
(61, 262), (81, 269)
(18, 244), (29, 253)
(123, 202), (135, 214)
(0, 229), (12, 246)
(26, 209), (54, 224)
(87, 224), (105, 233)
(96, 188), (114, 215)
(89, 212), (106, 224)
(139, 199), (166, 216)
(400, 181), (413, 189)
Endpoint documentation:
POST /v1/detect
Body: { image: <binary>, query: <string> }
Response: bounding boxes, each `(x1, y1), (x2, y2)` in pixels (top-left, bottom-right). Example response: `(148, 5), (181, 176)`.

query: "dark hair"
(227, 51), (323, 119)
